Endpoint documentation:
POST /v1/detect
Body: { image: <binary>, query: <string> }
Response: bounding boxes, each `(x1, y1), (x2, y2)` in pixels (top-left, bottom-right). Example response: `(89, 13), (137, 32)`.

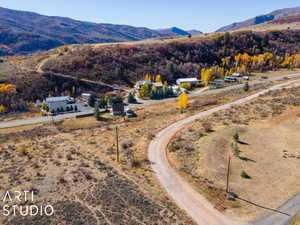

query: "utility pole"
(226, 155), (231, 193)
(115, 126), (120, 163)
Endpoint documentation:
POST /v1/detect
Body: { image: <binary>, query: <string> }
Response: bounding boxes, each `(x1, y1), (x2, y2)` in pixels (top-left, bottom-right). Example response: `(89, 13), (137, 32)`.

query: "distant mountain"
(0, 7), (193, 56)
(187, 29), (203, 35)
(157, 27), (191, 36)
(216, 6), (300, 32)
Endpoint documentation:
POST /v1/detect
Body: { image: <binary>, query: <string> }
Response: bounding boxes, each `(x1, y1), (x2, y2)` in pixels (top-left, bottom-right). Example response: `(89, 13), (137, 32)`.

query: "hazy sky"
(0, 0), (299, 32)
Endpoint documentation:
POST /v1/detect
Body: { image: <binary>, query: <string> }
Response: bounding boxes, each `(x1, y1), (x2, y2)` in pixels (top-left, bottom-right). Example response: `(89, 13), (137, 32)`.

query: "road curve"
(148, 79), (300, 225)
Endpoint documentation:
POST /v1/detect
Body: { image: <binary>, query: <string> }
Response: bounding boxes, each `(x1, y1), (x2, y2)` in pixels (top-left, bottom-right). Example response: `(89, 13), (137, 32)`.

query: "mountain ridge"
(216, 6), (300, 32)
(0, 7), (197, 56)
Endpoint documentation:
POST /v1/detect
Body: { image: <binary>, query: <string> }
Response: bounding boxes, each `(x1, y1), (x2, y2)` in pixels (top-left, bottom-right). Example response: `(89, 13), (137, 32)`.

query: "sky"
(0, 0), (299, 32)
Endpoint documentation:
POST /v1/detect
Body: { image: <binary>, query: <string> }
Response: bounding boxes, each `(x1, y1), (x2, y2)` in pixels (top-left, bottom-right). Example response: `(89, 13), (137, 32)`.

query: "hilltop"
(216, 6), (300, 32)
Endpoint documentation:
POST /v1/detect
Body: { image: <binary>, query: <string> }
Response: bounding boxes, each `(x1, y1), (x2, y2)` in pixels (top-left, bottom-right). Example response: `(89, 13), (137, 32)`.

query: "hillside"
(41, 30), (300, 86)
(238, 14), (300, 32)
(216, 6), (300, 32)
(0, 7), (193, 56)
(157, 27), (191, 36)
(2, 29), (300, 113)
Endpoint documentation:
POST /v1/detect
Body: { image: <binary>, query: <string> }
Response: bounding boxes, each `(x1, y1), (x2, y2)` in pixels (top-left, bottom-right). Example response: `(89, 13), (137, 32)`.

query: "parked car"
(224, 77), (238, 83)
(126, 109), (137, 118)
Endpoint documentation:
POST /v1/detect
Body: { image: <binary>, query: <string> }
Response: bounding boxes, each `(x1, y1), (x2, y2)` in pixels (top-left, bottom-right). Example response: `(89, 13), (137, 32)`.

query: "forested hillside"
(43, 30), (300, 86)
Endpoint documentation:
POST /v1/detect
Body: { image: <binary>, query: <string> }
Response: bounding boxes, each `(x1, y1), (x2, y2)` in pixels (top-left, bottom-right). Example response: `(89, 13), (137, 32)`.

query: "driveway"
(148, 79), (300, 225)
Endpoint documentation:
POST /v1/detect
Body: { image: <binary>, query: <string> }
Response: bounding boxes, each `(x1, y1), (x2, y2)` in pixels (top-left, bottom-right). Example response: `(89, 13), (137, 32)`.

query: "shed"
(176, 78), (199, 86)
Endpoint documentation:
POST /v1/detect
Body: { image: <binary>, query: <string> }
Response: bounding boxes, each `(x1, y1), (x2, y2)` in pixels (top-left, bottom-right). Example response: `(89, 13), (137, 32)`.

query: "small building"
(172, 85), (186, 96)
(134, 80), (152, 90)
(224, 77), (238, 83)
(112, 103), (125, 116)
(176, 78), (199, 86)
(152, 82), (163, 89)
(209, 81), (224, 88)
(232, 72), (241, 77)
(81, 93), (91, 101)
(45, 96), (78, 113)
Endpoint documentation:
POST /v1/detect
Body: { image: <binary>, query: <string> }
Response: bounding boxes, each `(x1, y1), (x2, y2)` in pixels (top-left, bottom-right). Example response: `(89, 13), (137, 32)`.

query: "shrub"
(180, 83), (192, 90)
(241, 170), (251, 179)
(121, 141), (133, 150)
(130, 159), (141, 168)
(202, 121), (213, 132)
(233, 131), (240, 142)
(169, 142), (181, 152)
(127, 93), (137, 103)
(243, 82), (249, 92)
(231, 142), (241, 157)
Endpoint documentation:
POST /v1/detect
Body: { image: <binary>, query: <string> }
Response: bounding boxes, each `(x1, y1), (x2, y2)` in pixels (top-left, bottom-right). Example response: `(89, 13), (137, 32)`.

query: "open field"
(0, 77), (289, 224)
(239, 22), (300, 32)
(168, 84), (300, 221)
(289, 214), (300, 225)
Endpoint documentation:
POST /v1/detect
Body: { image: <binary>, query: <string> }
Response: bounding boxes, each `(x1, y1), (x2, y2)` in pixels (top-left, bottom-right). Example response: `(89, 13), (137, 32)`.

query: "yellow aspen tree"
(163, 81), (169, 89)
(145, 73), (151, 81)
(155, 74), (162, 83)
(178, 92), (188, 113)
(151, 85), (157, 91)
(139, 83), (149, 99)
(0, 105), (6, 113)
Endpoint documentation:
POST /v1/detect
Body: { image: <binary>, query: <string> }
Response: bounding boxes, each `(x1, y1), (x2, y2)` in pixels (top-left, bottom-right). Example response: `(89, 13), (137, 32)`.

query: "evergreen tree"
(94, 101), (101, 121)
(224, 32), (230, 46)
(88, 94), (96, 107)
(244, 82), (250, 92)
(127, 93), (137, 103)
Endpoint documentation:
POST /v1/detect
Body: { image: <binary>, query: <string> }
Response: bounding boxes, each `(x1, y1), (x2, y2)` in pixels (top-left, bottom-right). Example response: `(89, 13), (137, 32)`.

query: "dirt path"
(36, 54), (128, 91)
(148, 79), (300, 225)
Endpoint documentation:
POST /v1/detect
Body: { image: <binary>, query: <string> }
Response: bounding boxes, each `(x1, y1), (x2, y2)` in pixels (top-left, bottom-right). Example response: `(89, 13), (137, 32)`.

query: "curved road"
(148, 79), (300, 225)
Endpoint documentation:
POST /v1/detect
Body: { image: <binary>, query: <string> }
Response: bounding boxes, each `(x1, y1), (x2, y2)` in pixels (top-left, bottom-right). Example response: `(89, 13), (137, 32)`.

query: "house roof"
(46, 96), (71, 103)
(153, 82), (163, 87)
(176, 78), (199, 83)
(136, 80), (152, 86)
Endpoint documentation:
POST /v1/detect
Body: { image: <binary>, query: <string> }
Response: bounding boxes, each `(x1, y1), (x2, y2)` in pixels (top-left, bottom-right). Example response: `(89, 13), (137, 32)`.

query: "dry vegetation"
(0, 78), (285, 224)
(168, 85), (300, 221)
(289, 214), (300, 225)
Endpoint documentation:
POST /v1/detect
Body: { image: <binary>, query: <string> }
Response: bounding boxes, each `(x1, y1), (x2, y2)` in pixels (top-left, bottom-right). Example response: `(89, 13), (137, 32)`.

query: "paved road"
(251, 193), (300, 225)
(148, 79), (300, 225)
(1, 73), (300, 129)
(0, 110), (94, 129)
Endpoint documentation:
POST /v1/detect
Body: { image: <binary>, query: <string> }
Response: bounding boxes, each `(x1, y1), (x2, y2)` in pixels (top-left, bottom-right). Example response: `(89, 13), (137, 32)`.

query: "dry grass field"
(0, 76), (299, 224)
(289, 214), (300, 225)
(0, 78), (283, 224)
(168, 84), (300, 221)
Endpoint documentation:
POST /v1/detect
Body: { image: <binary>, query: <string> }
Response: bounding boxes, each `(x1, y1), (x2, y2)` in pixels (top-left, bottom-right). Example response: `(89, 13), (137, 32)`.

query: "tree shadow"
(238, 140), (250, 145)
(239, 156), (256, 163)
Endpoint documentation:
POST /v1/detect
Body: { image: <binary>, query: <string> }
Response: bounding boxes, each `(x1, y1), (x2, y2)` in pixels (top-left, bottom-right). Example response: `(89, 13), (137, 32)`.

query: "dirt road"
(148, 79), (300, 225)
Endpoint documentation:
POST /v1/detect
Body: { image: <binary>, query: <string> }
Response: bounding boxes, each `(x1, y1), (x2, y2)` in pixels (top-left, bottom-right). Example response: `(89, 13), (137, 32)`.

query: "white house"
(134, 80), (152, 90)
(176, 78), (200, 86)
(45, 96), (78, 113)
(152, 82), (163, 89)
(81, 93), (91, 101)
(232, 72), (241, 77)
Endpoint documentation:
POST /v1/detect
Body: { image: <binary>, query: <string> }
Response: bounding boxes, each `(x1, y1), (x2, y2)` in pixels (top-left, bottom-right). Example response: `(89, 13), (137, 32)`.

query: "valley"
(1, 3), (300, 225)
